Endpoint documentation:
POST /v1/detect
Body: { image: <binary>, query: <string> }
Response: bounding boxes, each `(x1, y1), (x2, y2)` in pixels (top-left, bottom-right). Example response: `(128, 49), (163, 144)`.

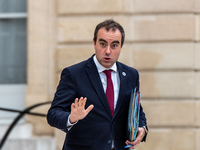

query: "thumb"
(85, 104), (94, 114)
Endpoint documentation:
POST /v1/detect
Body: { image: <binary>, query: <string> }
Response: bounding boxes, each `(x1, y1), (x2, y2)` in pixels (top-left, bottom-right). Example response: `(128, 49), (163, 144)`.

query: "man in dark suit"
(47, 19), (148, 150)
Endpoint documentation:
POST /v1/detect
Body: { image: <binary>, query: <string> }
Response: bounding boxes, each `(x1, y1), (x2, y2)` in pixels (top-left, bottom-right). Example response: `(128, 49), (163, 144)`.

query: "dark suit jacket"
(47, 55), (148, 150)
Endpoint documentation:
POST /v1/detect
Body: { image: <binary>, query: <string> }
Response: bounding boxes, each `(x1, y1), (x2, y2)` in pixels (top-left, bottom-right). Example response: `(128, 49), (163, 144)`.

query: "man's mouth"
(104, 57), (111, 62)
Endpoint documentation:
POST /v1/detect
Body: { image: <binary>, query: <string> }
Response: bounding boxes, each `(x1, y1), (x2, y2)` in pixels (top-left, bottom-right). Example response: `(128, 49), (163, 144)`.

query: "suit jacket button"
(108, 140), (112, 144)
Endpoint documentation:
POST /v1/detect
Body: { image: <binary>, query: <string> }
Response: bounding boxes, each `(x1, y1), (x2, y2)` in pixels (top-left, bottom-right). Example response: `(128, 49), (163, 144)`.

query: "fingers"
(125, 138), (141, 149)
(80, 97), (94, 114)
(86, 104), (94, 114)
(125, 140), (135, 149)
(74, 98), (79, 108)
(73, 97), (84, 107)
(71, 98), (77, 109)
(73, 97), (93, 110)
(81, 97), (87, 107)
(126, 140), (140, 149)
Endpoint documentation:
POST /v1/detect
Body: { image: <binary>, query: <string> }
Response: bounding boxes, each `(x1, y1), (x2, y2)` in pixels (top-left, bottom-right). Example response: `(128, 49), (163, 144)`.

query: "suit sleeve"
(47, 68), (76, 133)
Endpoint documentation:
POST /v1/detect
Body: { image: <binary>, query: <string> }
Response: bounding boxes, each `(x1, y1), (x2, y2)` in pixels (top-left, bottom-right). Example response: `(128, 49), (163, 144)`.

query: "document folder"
(127, 88), (141, 141)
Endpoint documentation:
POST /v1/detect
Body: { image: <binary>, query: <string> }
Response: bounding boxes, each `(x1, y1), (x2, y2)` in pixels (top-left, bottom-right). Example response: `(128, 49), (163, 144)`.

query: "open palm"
(69, 97), (94, 123)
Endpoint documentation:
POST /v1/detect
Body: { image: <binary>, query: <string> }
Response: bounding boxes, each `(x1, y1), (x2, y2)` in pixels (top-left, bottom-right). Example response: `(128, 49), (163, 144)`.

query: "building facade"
(1, 0), (200, 149)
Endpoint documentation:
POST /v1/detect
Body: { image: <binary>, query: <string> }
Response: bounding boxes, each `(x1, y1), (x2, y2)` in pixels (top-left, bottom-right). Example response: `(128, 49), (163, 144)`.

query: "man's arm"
(47, 68), (77, 132)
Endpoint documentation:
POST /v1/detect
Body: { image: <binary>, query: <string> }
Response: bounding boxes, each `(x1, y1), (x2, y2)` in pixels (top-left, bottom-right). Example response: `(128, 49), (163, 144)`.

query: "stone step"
(1, 136), (56, 150)
(0, 123), (32, 139)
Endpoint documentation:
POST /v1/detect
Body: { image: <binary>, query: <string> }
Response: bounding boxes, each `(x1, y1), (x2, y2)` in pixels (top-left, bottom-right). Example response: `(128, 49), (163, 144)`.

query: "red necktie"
(103, 70), (114, 115)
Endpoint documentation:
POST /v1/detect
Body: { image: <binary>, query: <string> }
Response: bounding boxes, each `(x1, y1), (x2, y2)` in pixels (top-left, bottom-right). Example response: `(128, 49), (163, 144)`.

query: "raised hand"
(69, 97), (94, 123)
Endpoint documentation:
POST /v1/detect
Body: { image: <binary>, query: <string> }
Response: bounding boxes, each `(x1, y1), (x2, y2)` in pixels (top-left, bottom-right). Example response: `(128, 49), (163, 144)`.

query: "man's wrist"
(67, 115), (78, 129)
(69, 114), (78, 124)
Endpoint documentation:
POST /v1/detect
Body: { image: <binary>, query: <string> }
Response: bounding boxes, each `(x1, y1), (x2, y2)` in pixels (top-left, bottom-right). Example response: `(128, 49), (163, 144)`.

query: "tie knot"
(103, 70), (112, 78)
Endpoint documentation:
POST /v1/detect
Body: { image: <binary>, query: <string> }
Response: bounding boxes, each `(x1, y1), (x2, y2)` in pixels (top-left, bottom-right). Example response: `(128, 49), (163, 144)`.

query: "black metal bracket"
(0, 101), (51, 149)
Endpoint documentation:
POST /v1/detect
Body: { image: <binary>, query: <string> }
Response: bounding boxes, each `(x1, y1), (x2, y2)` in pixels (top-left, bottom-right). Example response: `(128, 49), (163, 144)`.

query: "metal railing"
(0, 101), (51, 149)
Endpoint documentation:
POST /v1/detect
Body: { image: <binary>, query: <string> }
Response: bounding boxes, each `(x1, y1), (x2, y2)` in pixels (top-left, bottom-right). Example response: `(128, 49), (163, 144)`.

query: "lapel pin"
(122, 72), (126, 76)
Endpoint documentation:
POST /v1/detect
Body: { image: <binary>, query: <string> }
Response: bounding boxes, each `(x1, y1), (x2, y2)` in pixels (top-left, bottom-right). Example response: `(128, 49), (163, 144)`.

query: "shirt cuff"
(143, 126), (148, 134)
(67, 115), (78, 131)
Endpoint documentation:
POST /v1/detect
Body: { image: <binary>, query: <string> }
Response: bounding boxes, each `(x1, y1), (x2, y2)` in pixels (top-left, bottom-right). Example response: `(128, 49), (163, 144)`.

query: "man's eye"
(112, 44), (118, 48)
(100, 43), (106, 47)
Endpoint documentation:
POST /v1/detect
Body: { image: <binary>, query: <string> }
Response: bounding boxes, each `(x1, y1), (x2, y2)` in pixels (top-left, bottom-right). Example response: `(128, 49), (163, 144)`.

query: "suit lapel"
(113, 62), (128, 119)
(86, 56), (112, 117)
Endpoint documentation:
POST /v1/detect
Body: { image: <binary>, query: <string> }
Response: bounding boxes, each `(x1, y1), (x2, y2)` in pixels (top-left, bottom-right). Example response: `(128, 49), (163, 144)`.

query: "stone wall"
(27, 0), (200, 149)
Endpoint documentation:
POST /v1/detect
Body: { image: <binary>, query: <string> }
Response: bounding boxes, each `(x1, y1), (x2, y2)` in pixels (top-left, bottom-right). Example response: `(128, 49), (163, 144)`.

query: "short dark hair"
(93, 19), (125, 47)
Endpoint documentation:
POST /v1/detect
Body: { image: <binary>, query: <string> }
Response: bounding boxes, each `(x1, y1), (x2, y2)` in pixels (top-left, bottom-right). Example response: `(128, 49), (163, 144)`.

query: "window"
(0, 0), (27, 124)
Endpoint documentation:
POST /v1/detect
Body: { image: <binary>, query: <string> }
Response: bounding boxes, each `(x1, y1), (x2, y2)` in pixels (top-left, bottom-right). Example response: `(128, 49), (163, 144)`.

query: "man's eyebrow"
(112, 40), (120, 44)
(99, 38), (107, 43)
(99, 39), (120, 44)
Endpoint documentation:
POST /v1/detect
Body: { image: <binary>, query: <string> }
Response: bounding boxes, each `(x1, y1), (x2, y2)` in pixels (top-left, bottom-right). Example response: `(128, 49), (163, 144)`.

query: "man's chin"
(102, 63), (112, 69)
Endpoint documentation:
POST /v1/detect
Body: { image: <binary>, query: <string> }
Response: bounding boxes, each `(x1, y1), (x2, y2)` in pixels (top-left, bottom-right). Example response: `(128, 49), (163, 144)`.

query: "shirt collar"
(93, 55), (117, 73)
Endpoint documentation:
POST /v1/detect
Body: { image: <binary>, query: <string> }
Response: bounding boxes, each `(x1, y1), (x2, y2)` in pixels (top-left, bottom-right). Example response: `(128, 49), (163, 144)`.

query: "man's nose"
(105, 46), (111, 54)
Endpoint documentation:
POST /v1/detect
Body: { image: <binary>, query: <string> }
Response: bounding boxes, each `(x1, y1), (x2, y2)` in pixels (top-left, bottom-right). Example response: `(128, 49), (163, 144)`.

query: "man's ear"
(93, 38), (96, 46)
